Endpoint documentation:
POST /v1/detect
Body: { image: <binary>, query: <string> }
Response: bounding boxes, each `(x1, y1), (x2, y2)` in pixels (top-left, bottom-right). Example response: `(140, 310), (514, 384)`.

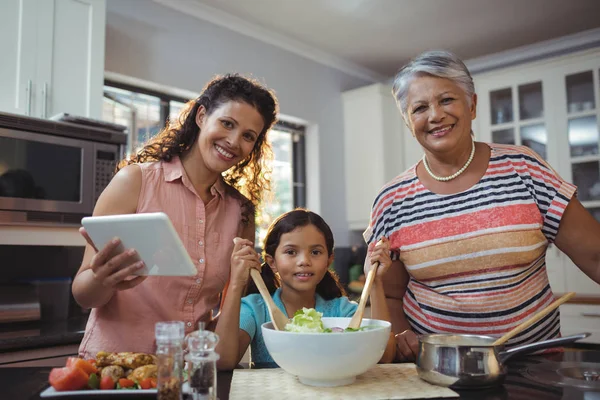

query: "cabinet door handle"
(26, 80), (32, 116)
(41, 82), (48, 118)
(581, 313), (600, 318)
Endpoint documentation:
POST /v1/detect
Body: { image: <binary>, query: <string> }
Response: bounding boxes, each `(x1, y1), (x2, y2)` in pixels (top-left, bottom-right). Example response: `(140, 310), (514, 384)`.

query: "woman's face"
(195, 101), (265, 174)
(266, 224), (333, 295)
(404, 76), (476, 155)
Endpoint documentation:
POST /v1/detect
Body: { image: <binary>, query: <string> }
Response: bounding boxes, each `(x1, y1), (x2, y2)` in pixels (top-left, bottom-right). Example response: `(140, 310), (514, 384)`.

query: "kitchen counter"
(3, 349), (599, 400)
(0, 316), (87, 352)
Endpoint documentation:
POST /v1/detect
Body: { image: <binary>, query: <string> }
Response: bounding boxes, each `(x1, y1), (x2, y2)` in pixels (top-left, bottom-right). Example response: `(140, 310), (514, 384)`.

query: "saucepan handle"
(498, 332), (590, 363)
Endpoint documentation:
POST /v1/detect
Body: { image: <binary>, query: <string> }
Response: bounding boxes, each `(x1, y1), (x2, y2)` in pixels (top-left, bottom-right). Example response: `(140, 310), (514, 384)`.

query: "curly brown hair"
(117, 74), (279, 224)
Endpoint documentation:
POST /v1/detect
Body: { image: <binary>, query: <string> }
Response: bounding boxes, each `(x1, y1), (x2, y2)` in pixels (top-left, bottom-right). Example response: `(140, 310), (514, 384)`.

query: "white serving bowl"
(261, 317), (391, 387)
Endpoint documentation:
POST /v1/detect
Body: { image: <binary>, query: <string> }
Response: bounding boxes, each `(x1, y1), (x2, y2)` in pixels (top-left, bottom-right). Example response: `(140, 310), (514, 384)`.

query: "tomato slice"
(100, 376), (115, 390)
(49, 367), (89, 391)
(66, 357), (98, 375)
(139, 378), (153, 389)
(118, 378), (135, 388)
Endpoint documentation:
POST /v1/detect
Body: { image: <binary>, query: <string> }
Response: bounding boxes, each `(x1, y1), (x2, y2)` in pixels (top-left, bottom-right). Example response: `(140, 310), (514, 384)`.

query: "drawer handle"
(581, 313), (600, 318)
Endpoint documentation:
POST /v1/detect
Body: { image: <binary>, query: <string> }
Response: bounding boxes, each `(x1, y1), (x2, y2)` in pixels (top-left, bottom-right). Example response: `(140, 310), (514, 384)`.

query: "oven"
(0, 112), (126, 226)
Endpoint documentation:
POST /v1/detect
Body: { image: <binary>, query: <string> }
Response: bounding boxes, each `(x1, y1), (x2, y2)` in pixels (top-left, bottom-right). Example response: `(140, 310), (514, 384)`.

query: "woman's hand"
(80, 227), (147, 291)
(368, 237), (392, 279)
(230, 237), (261, 289)
(395, 329), (420, 362)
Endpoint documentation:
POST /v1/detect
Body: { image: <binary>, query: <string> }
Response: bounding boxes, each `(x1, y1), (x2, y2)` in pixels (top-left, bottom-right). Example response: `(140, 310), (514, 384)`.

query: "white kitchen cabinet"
(0, 0), (37, 116)
(0, 0), (106, 119)
(342, 83), (421, 230)
(559, 304), (600, 344)
(474, 48), (600, 301)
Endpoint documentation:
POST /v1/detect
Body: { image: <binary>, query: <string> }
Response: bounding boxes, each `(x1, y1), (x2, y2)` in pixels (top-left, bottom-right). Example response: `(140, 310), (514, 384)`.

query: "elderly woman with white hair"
(363, 50), (600, 362)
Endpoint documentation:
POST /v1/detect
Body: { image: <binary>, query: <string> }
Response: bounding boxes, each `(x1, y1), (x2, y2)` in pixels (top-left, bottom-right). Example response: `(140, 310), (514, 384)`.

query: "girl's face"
(266, 224), (334, 295)
(195, 101), (265, 174)
(405, 76), (476, 155)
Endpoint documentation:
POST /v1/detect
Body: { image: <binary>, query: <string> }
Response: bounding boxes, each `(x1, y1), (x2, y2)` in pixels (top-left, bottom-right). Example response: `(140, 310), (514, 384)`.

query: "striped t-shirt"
(363, 143), (576, 348)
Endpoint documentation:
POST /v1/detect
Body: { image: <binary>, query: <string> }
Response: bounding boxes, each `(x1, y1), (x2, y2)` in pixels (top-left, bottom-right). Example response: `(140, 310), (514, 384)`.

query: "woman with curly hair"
(73, 74), (279, 358)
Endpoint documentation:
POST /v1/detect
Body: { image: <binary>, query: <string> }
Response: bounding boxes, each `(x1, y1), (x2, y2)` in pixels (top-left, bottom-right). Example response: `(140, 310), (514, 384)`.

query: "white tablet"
(81, 212), (197, 276)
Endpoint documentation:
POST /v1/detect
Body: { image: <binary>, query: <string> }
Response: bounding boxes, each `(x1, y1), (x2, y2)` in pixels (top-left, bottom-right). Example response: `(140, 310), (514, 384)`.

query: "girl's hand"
(80, 227), (147, 291)
(230, 237), (261, 289)
(368, 237), (392, 279)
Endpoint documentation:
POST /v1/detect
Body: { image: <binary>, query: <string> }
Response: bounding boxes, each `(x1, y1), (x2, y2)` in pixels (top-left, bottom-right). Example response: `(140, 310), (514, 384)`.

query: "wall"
(104, 0), (374, 247)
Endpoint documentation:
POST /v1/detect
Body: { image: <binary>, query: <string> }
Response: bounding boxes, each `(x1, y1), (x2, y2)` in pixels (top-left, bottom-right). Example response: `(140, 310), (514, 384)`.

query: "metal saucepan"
(416, 332), (590, 389)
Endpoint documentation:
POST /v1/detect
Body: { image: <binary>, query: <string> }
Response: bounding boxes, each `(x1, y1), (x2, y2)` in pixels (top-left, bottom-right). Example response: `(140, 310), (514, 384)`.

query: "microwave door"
(0, 127), (95, 215)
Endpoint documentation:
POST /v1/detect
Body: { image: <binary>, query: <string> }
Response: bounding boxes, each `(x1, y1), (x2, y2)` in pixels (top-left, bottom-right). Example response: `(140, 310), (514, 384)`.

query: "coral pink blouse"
(79, 156), (245, 358)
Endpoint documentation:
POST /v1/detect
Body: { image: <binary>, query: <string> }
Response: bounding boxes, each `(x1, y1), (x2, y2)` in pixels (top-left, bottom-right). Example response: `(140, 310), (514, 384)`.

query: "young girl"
(215, 209), (396, 369)
(72, 74), (279, 358)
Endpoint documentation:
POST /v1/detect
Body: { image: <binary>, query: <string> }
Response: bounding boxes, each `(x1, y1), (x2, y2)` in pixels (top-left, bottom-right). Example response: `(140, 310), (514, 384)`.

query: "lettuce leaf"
(284, 307), (326, 333)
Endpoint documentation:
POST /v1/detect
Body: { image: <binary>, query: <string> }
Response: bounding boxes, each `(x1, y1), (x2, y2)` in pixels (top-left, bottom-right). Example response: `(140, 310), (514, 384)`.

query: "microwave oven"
(0, 112), (126, 225)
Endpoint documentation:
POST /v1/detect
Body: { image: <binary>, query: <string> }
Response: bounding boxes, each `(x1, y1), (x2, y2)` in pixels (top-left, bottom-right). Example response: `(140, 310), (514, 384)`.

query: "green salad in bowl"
(261, 310), (392, 387)
(284, 308), (376, 333)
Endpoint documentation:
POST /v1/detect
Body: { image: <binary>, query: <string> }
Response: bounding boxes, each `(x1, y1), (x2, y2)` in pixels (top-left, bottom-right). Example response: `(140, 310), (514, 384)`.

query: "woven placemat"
(229, 363), (459, 400)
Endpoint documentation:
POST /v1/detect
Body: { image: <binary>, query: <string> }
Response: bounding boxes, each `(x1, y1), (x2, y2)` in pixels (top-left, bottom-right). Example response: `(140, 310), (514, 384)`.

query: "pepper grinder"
(185, 323), (220, 400)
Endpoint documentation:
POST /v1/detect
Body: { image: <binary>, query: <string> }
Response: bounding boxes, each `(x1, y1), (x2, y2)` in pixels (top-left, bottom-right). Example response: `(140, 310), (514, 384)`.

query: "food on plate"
(48, 366), (90, 391)
(66, 357), (98, 375)
(48, 353), (157, 392)
(96, 351), (157, 369)
(127, 364), (158, 381)
(100, 365), (125, 382)
(100, 376), (115, 390)
(284, 308), (378, 333)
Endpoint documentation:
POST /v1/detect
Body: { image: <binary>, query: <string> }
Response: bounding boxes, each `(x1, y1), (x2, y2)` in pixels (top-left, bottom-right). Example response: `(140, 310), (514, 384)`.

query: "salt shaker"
(156, 321), (185, 400)
(185, 323), (220, 400)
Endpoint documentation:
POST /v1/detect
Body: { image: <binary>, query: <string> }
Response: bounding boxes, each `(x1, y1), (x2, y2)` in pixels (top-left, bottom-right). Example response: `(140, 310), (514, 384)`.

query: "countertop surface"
(2, 349), (599, 400)
(0, 316), (87, 352)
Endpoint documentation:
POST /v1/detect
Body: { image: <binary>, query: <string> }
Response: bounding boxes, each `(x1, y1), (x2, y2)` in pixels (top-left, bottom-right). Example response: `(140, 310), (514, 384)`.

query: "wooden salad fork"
(347, 239), (385, 330)
(347, 260), (379, 330)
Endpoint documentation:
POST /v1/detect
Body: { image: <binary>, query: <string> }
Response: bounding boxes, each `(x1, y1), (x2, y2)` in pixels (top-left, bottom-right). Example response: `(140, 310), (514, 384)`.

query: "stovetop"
(499, 350), (600, 400)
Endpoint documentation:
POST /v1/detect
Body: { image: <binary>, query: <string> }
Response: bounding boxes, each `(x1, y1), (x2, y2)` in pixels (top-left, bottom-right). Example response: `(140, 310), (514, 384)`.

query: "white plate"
(40, 382), (191, 397)
(40, 387), (156, 397)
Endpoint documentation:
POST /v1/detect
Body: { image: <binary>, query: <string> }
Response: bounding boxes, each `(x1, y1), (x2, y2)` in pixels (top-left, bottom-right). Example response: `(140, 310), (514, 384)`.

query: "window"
(103, 81), (186, 155)
(102, 82), (306, 244)
(256, 121), (306, 244)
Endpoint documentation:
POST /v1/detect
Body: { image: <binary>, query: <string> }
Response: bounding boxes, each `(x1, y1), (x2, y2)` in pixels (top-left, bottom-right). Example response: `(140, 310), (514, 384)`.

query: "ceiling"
(161, 0), (600, 81)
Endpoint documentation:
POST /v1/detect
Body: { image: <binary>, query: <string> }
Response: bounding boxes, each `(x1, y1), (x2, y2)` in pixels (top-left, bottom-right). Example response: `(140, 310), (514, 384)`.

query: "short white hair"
(392, 50), (475, 120)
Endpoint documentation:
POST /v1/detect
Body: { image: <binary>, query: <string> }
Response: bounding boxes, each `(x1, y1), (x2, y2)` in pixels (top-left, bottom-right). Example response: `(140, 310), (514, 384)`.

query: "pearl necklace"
(422, 140), (476, 182)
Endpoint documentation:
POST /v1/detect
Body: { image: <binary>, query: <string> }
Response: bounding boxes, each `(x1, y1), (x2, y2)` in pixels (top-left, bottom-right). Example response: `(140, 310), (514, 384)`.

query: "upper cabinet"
(474, 48), (600, 296)
(342, 83), (421, 230)
(0, 0), (106, 119)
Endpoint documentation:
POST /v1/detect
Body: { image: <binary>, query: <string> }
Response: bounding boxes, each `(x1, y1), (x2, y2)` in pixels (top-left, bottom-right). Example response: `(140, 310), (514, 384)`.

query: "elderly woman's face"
(405, 76), (476, 153)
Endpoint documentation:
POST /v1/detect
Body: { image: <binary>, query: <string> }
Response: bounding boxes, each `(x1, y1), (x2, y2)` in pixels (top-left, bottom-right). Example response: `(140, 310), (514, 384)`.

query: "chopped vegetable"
(66, 357), (98, 375)
(49, 367), (89, 391)
(118, 378), (136, 389)
(285, 308), (326, 332)
(139, 377), (157, 389)
(99, 376), (115, 390)
(284, 308), (381, 333)
(87, 373), (99, 390)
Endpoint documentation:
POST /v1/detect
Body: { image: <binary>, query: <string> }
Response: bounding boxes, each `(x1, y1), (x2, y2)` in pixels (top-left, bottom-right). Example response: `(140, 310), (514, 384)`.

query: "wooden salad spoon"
(233, 238), (289, 330)
(492, 292), (576, 346)
(249, 269), (289, 331)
